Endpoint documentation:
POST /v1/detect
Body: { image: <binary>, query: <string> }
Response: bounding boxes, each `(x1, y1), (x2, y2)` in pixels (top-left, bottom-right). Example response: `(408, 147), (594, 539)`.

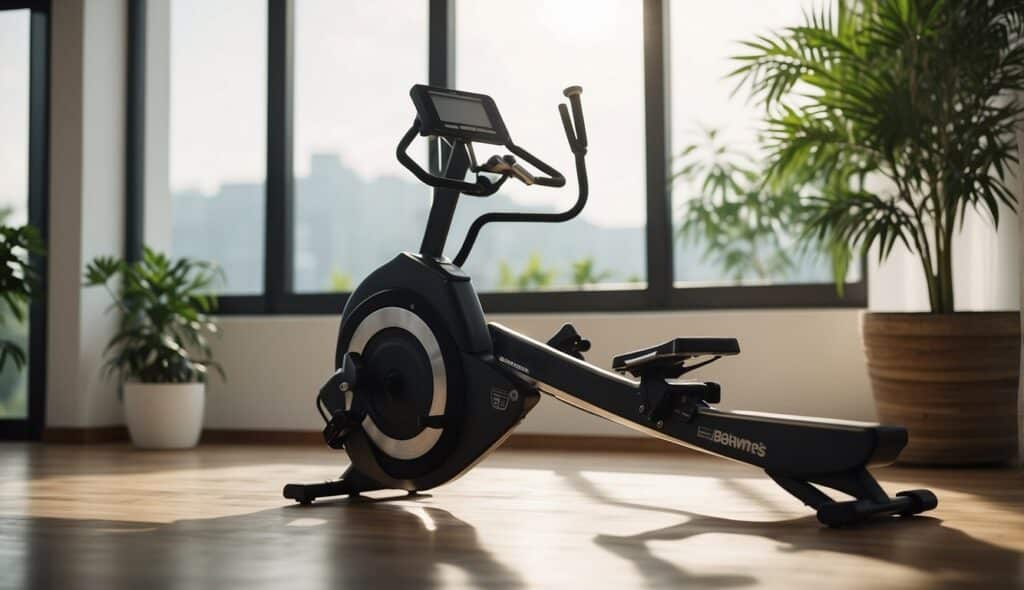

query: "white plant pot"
(123, 382), (205, 449)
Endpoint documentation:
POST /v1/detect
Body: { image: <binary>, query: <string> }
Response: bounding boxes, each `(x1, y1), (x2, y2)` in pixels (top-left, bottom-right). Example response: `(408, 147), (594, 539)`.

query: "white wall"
(869, 203), (1020, 312)
(206, 309), (871, 436)
(46, 0), (126, 428)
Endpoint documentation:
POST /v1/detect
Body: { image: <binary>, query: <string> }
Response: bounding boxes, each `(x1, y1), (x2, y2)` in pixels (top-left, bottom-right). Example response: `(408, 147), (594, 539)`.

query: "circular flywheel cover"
(336, 289), (464, 480)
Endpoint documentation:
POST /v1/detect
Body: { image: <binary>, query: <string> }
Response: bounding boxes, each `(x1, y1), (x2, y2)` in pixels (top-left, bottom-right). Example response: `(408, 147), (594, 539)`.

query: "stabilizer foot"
(283, 467), (386, 504)
(767, 469), (938, 527)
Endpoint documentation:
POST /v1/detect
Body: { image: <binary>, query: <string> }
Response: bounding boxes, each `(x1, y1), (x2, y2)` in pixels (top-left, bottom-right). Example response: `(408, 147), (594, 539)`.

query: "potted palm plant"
(86, 248), (223, 449)
(725, 0), (1024, 463)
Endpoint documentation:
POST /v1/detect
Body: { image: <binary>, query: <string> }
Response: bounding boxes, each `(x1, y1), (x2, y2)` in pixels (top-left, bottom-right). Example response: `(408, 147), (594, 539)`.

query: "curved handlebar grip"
(395, 120), (503, 197)
(507, 143), (565, 188)
(451, 87), (589, 267)
(558, 104), (577, 150)
(562, 86), (587, 150)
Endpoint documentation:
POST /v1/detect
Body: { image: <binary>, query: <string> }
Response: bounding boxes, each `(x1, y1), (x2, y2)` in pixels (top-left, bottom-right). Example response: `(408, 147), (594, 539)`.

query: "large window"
(669, 0), (855, 287)
(292, 0), (429, 293)
(0, 8), (31, 420)
(132, 0), (864, 314)
(455, 0), (646, 292)
(169, 0), (267, 294)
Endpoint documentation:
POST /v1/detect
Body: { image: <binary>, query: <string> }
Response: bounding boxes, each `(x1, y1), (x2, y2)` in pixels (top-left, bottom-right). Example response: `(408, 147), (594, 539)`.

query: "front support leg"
(767, 469), (938, 527)
(283, 466), (385, 505)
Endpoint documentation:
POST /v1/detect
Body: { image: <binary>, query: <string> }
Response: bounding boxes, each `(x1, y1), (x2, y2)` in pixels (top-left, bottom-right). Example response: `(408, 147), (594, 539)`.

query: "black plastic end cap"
(283, 483), (313, 504)
(896, 489), (938, 514)
(816, 501), (861, 527)
(563, 85), (583, 97)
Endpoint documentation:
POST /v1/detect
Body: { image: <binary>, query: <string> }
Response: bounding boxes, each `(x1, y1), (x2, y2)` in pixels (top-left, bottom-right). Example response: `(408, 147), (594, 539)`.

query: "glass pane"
(169, 0), (267, 294)
(0, 9), (31, 419)
(670, 1), (840, 286)
(456, 0), (646, 292)
(292, 0), (428, 293)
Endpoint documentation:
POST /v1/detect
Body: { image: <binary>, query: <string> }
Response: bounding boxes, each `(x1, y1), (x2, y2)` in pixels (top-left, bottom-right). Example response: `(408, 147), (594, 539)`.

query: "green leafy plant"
(498, 253), (556, 291)
(328, 268), (353, 292)
(85, 247), (224, 384)
(570, 256), (614, 288)
(672, 128), (809, 281)
(0, 223), (43, 371)
(732, 0), (1024, 312)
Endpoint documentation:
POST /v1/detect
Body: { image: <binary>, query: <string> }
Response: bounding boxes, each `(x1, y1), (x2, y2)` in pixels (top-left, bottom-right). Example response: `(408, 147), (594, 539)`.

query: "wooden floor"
(1, 444), (1022, 589)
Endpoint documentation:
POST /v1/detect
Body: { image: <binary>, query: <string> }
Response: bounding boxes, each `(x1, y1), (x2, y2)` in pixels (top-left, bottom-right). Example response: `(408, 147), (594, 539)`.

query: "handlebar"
(396, 120), (568, 194)
(396, 88), (588, 195)
(505, 143), (565, 187)
(560, 85), (588, 154)
(396, 122), (508, 197)
(451, 86), (589, 267)
(398, 84), (589, 266)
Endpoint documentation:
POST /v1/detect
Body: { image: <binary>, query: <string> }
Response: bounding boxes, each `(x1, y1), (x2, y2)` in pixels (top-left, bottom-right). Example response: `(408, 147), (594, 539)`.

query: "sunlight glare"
(286, 518), (327, 527)
(540, 0), (622, 42)
(405, 505), (438, 532)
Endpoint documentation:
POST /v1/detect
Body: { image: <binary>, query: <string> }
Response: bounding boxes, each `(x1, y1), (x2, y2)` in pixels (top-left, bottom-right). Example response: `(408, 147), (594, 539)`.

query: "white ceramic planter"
(123, 382), (205, 449)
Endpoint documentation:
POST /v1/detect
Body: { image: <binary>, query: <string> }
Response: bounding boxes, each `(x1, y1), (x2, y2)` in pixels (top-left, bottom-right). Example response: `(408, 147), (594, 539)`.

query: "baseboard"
(41, 427), (689, 453)
(41, 427), (320, 446)
(201, 429), (322, 445)
(43, 426), (129, 444)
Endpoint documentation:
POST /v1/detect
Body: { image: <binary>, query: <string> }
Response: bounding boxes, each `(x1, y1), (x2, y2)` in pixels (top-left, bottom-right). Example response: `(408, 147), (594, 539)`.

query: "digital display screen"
(429, 92), (494, 130)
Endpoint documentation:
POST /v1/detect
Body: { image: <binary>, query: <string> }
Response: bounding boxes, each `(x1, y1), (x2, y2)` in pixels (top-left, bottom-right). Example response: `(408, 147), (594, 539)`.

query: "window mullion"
(428, 0), (453, 175)
(266, 0), (294, 312)
(643, 0), (672, 308)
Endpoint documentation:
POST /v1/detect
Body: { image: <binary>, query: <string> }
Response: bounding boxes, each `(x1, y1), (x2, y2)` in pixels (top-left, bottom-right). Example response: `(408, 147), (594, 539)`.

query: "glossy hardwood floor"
(0, 443), (1022, 589)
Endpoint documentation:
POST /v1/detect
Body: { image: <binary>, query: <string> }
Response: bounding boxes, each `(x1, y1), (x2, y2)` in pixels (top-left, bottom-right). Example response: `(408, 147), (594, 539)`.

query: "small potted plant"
(722, 0), (1024, 463)
(86, 247), (223, 449)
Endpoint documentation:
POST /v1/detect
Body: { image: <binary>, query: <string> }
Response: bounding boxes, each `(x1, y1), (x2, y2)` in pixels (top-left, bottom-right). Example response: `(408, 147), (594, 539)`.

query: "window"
(668, 0), (856, 287)
(454, 0), (646, 292)
(0, 2), (47, 439)
(169, 0), (267, 294)
(292, 0), (429, 293)
(0, 8), (31, 420)
(130, 0), (864, 313)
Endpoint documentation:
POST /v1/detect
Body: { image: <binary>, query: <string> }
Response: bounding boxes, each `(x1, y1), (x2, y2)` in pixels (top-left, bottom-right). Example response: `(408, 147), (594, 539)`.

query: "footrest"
(613, 338), (740, 377)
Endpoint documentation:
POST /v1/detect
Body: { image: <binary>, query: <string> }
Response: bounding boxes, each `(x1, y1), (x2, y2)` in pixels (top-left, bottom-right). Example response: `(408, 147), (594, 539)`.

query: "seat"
(612, 338), (740, 377)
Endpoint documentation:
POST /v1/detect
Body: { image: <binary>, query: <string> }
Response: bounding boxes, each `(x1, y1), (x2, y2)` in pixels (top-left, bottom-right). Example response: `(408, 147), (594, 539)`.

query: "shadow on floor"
(560, 470), (1024, 590)
(1, 497), (525, 590)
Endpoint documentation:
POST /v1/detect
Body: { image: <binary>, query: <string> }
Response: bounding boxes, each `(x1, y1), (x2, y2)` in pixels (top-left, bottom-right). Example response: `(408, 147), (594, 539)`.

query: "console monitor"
(410, 85), (511, 145)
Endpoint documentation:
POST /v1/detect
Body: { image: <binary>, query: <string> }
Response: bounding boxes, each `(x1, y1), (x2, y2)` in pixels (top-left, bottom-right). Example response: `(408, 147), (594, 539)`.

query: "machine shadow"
(7, 498), (525, 590)
(560, 470), (1023, 590)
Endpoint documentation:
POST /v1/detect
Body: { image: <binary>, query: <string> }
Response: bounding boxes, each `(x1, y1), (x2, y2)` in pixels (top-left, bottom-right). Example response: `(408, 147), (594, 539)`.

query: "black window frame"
(126, 0), (866, 316)
(0, 0), (50, 441)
